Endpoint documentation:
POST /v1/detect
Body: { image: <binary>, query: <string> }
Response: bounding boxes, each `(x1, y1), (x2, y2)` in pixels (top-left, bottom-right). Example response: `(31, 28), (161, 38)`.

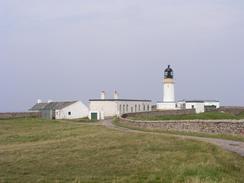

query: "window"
(123, 105), (125, 113)
(143, 104), (145, 111)
(126, 105), (129, 112)
(192, 105), (194, 109)
(147, 105), (150, 111)
(135, 105), (137, 112)
(138, 105), (141, 111)
(68, 112), (71, 115)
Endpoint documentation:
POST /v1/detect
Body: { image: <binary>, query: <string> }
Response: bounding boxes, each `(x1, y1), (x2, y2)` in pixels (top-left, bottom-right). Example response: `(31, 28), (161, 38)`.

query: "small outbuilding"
(177, 100), (220, 113)
(30, 100), (89, 120)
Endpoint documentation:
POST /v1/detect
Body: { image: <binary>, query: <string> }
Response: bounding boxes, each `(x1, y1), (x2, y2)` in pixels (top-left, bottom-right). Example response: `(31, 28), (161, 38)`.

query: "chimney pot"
(114, 90), (119, 99)
(100, 91), (106, 100)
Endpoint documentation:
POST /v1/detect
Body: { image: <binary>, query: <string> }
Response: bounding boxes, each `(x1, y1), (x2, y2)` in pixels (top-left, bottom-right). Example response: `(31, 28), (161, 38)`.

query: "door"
(91, 112), (98, 120)
(52, 110), (56, 120)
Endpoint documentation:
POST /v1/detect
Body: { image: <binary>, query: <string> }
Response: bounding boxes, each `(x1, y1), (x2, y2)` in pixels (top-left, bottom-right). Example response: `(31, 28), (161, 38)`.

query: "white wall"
(55, 101), (89, 119)
(177, 101), (220, 113)
(157, 102), (178, 110)
(163, 79), (175, 102)
(185, 102), (205, 113)
(204, 101), (220, 108)
(89, 101), (152, 117)
(117, 101), (152, 115)
(89, 101), (118, 117)
(177, 101), (185, 109)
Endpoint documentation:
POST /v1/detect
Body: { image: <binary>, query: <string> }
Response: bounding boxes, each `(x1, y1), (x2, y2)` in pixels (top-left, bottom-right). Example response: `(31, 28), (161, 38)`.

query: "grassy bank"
(129, 112), (244, 121)
(1, 118), (244, 182)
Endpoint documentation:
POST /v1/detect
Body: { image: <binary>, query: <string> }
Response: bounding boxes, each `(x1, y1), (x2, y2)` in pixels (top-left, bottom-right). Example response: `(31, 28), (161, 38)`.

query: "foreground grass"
(129, 112), (244, 121)
(0, 118), (244, 182)
(65, 117), (97, 123)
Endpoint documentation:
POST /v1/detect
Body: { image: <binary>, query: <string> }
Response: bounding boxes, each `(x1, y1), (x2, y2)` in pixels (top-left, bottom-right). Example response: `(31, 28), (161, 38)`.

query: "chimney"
(114, 90), (119, 99)
(37, 99), (42, 104)
(48, 99), (53, 103)
(100, 91), (106, 100)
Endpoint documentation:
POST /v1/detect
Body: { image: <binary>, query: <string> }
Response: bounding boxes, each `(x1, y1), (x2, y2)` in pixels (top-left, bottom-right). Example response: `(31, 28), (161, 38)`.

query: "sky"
(1, 0), (244, 112)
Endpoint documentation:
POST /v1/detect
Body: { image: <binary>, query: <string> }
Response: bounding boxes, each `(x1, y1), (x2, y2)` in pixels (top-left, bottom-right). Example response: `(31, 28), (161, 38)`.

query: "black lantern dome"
(164, 65), (174, 79)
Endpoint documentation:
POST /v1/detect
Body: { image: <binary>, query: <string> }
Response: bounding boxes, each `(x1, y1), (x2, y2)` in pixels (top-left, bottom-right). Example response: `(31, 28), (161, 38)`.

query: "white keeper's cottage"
(30, 100), (89, 120)
(89, 91), (152, 120)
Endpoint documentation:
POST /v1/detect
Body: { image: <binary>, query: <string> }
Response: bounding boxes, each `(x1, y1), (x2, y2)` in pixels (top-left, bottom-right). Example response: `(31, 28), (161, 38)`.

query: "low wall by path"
(122, 109), (195, 118)
(0, 112), (41, 119)
(119, 118), (244, 135)
(217, 107), (244, 115)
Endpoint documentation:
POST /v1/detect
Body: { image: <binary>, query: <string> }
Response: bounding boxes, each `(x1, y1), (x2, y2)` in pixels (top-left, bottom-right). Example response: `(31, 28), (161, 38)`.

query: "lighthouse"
(163, 65), (175, 102)
(156, 65), (221, 112)
(157, 65), (178, 110)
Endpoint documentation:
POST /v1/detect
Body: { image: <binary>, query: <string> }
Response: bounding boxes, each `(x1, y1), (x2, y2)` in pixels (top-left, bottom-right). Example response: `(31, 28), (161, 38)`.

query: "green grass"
(0, 118), (244, 182)
(238, 112), (244, 119)
(129, 112), (244, 121)
(64, 117), (97, 123)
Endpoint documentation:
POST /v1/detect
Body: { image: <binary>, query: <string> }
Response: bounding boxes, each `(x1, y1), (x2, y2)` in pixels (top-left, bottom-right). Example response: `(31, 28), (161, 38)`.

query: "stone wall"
(0, 112), (41, 119)
(122, 109), (195, 118)
(119, 118), (244, 135)
(217, 107), (244, 115)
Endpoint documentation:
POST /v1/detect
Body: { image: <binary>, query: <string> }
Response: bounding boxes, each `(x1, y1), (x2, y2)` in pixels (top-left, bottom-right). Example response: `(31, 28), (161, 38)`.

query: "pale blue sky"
(1, 0), (244, 112)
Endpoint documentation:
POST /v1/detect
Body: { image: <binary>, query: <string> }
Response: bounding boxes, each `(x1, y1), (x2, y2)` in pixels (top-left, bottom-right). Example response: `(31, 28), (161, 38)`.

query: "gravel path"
(100, 119), (244, 157)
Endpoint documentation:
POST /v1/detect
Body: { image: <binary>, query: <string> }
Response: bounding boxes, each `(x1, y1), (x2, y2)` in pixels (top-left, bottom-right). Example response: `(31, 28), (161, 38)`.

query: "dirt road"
(100, 119), (244, 157)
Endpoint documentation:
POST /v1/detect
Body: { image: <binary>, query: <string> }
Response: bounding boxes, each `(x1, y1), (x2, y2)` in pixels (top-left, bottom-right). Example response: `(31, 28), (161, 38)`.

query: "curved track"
(100, 119), (244, 157)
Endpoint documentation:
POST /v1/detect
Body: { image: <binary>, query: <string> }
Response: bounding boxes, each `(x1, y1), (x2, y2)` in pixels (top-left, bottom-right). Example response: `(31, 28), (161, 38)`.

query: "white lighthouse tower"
(157, 65), (178, 110)
(163, 65), (175, 102)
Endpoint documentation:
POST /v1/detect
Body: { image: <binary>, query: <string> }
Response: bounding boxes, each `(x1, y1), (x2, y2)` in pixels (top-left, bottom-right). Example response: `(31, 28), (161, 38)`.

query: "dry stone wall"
(0, 112), (41, 119)
(120, 118), (244, 135)
(217, 107), (244, 115)
(122, 109), (195, 118)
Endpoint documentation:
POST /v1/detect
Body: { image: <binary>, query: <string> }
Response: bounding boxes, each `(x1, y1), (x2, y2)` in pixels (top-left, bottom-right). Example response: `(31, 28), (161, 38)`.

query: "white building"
(177, 100), (220, 113)
(157, 65), (178, 110)
(30, 100), (89, 120)
(89, 91), (152, 120)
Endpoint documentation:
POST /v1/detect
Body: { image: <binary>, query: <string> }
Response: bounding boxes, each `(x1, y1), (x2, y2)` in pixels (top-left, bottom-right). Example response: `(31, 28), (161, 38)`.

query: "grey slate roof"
(42, 101), (78, 110)
(30, 101), (78, 111)
(29, 103), (48, 111)
(89, 99), (151, 102)
(178, 100), (219, 103)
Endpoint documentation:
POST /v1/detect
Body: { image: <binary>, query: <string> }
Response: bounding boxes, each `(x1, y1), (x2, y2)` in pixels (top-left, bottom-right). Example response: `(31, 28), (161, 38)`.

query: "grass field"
(1, 118), (244, 183)
(128, 112), (244, 121)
